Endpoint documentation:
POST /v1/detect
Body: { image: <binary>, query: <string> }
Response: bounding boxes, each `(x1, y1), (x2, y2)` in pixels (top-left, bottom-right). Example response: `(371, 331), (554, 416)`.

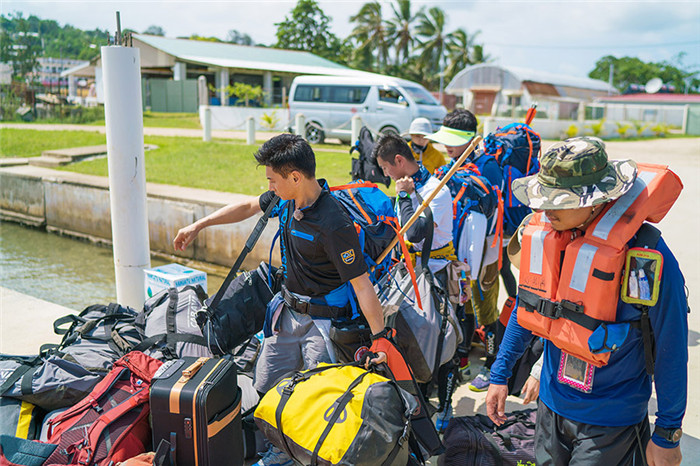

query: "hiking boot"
(468, 366), (491, 392)
(255, 445), (293, 466)
(435, 404), (453, 433)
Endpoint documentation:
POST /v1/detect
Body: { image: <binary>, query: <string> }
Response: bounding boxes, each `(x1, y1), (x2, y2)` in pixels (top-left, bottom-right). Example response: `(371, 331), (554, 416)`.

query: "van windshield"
(402, 86), (440, 106)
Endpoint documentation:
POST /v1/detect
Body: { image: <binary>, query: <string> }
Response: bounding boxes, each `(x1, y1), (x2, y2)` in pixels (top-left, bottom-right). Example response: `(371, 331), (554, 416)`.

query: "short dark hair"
(373, 133), (415, 165)
(443, 109), (477, 132)
(254, 134), (315, 178)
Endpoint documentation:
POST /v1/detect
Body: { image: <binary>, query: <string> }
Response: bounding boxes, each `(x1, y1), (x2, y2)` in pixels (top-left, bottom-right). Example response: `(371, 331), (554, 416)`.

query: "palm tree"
(444, 28), (486, 82)
(415, 6), (448, 89)
(349, 2), (389, 73)
(386, 0), (422, 66)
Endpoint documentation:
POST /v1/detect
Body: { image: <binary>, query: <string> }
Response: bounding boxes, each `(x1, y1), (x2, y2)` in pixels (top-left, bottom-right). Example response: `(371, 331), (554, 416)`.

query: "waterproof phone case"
(621, 248), (663, 306)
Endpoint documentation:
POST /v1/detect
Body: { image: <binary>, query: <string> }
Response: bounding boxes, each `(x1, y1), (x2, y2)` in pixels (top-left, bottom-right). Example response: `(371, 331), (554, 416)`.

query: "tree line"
(1, 1), (697, 94)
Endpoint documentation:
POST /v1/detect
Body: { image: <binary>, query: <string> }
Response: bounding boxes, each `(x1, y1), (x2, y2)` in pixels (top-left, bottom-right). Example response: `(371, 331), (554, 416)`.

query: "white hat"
(408, 117), (433, 136)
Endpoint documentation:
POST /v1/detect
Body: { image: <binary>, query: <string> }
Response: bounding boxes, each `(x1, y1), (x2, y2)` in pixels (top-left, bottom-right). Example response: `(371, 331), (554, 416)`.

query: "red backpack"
(43, 352), (162, 466)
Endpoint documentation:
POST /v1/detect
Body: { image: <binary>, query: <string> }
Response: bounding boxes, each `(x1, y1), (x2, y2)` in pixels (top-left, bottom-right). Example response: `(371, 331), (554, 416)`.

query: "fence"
(142, 78), (198, 113)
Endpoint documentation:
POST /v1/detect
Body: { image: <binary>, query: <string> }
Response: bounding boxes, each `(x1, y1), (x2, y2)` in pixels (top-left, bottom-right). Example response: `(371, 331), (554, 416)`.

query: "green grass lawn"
(0, 128), (106, 158)
(54, 135), (375, 195)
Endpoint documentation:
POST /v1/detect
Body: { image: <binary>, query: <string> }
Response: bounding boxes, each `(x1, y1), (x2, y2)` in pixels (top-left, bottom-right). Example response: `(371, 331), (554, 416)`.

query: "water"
(1, 222), (224, 311)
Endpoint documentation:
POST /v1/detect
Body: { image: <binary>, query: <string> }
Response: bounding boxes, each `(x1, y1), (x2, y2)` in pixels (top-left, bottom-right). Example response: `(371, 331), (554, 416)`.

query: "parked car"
(288, 75), (447, 143)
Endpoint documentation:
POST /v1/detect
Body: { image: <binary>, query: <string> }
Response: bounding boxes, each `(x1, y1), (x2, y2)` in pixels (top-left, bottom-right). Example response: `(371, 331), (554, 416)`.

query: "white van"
(288, 75), (447, 143)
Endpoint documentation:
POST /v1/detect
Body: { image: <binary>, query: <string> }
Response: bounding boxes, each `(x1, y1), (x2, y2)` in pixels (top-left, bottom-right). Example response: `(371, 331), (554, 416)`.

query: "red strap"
(453, 185), (467, 219)
(389, 222), (423, 310)
(525, 130), (533, 175)
(347, 188), (373, 224)
(330, 181), (378, 191)
(491, 187), (505, 270)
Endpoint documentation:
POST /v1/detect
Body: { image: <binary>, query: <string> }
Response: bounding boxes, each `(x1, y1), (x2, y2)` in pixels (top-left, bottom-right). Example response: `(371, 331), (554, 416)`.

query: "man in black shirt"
(174, 134), (390, 465)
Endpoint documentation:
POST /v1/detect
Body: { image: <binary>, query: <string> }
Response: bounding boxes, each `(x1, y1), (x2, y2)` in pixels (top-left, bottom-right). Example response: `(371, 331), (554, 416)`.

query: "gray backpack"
(0, 353), (101, 411)
(0, 398), (43, 440)
(50, 303), (145, 372)
(136, 285), (212, 359)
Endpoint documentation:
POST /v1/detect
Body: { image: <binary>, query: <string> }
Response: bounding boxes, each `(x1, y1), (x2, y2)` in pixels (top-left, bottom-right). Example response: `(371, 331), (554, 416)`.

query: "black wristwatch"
(398, 190), (410, 200)
(654, 425), (682, 443)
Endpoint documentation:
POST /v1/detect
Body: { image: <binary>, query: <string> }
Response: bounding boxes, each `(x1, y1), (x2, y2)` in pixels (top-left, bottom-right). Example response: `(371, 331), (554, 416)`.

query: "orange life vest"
(516, 163), (683, 367)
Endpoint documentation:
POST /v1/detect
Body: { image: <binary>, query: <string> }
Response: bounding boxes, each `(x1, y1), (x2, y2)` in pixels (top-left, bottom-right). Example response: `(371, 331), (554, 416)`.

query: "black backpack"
(350, 126), (391, 187)
(442, 408), (537, 466)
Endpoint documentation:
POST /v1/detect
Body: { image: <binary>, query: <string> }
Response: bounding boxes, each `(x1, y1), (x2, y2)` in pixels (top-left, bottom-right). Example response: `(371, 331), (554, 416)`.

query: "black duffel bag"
(198, 262), (280, 356)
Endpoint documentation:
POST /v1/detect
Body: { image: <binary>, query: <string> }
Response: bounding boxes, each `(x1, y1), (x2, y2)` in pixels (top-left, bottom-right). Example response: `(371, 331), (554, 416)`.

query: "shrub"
(565, 124), (579, 139)
(260, 110), (280, 130)
(585, 119), (606, 137)
(615, 122), (633, 139)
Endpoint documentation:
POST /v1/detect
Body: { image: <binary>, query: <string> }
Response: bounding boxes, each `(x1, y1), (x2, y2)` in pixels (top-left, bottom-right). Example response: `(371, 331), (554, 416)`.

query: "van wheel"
(306, 124), (325, 144)
(380, 126), (400, 137)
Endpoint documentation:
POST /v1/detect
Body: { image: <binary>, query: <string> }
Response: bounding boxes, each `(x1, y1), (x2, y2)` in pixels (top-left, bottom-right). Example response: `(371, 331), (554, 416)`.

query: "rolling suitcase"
(150, 356), (243, 466)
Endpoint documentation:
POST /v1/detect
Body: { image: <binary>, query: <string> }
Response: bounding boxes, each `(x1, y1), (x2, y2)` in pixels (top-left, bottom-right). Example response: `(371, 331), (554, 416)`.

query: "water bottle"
(638, 269), (651, 301)
(435, 404), (453, 433)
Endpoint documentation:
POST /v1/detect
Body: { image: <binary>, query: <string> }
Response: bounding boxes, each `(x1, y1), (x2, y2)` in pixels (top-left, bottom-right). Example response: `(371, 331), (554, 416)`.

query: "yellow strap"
(15, 401), (35, 439)
(413, 241), (458, 262)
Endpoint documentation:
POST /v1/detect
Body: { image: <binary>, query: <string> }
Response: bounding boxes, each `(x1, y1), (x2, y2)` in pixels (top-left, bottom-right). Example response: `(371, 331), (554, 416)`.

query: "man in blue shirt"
(487, 137), (687, 466)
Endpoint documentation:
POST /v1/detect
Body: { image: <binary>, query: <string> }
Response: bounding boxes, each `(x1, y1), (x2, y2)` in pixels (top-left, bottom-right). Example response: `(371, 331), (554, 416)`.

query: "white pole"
(102, 44), (151, 309)
(682, 104), (689, 135)
(203, 106), (212, 142)
(351, 114), (362, 143)
(483, 116), (497, 137)
(295, 113), (305, 138)
(246, 116), (255, 145)
(198, 75), (208, 107)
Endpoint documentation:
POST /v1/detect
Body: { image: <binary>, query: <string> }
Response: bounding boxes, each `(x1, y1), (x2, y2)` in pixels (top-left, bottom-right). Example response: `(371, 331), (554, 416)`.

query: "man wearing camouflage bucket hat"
(487, 137), (687, 465)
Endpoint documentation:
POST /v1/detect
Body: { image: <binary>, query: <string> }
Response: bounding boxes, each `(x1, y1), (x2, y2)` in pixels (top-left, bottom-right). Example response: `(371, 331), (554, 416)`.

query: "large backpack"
(49, 303), (145, 373)
(434, 162), (502, 271)
(136, 285), (212, 359)
(350, 126), (391, 187)
(441, 408), (537, 466)
(330, 181), (398, 282)
(483, 122), (540, 235)
(43, 352), (162, 466)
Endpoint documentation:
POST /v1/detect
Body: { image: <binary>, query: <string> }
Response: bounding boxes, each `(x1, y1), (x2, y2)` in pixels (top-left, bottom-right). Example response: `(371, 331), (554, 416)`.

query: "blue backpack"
(434, 162), (500, 245)
(483, 123), (540, 235)
(330, 181), (398, 282)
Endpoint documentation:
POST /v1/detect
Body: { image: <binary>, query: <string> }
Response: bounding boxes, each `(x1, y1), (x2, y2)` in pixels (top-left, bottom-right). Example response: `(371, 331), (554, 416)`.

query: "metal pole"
(246, 116), (255, 144)
(102, 42), (151, 309)
(203, 106), (212, 142)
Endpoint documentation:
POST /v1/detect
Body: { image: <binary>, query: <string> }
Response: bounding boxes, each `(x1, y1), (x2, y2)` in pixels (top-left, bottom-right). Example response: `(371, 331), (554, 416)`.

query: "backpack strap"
(0, 356), (40, 396)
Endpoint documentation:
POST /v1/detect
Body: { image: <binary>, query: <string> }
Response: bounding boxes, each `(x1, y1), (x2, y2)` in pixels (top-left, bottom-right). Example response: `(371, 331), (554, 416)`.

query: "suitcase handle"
(179, 358), (208, 382)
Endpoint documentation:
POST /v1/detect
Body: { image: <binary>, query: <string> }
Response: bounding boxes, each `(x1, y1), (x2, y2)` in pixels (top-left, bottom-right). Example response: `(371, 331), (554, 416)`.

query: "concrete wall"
(0, 166), (280, 270)
(482, 116), (653, 140)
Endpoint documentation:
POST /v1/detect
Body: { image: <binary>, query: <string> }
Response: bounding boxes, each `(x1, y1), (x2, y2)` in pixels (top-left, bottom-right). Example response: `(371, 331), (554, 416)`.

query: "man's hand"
(396, 176), (415, 195)
(366, 351), (387, 369)
(646, 440), (682, 466)
(173, 223), (200, 251)
(521, 375), (540, 404)
(486, 383), (509, 426)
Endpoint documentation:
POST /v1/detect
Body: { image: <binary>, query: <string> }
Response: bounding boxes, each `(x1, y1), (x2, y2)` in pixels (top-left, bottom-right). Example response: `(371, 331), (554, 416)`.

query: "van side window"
(329, 86), (370, 104)
(379, 87), (405, 104)
(294, 85), (325, 102)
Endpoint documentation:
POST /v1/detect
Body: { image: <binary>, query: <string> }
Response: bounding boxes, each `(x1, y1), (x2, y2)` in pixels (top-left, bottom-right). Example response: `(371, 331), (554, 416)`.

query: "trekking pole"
(373, 135), (483, 269)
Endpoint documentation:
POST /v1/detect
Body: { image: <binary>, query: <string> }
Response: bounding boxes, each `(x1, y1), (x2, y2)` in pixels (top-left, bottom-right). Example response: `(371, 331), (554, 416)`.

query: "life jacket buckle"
(536, 298), (560, 320)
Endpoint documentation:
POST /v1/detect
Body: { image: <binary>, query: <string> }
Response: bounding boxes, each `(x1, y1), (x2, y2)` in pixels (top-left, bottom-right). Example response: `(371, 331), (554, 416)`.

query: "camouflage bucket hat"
(511, 136), (638, 210)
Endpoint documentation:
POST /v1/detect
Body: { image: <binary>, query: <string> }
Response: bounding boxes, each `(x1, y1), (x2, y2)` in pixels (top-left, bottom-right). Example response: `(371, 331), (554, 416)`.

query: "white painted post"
(263, 71), (273, 107)
(68, 76), (77, 98)
(483, 117), (497, 137)
(295, 113), (305, 138)
(203, 106), (212, 142)
(682, 104), (689, 135)
(246, 116), (255, 144)
(578, 101), (586, 123)
(173, 62), (186, 81)
(101, 44), (150, 309)
(351, 114), (362, 143)
(198, 75), (208, 106)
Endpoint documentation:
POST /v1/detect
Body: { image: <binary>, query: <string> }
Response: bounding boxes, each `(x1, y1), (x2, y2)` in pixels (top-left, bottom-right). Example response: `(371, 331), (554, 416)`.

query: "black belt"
(281, 287), (352, 320)
(518, 287), (603, 331)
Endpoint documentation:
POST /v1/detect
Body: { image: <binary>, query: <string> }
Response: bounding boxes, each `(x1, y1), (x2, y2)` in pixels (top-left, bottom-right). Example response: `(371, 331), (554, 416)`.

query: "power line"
(487, 40), (700, 50)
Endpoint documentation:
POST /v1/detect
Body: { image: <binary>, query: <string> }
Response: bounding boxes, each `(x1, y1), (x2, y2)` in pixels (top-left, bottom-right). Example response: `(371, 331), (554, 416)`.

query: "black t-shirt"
(259, 182), (367, 298)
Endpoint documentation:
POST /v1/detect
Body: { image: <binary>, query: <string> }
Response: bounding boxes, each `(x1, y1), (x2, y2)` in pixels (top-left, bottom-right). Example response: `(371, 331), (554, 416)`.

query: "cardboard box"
(144, 263), (207, 298)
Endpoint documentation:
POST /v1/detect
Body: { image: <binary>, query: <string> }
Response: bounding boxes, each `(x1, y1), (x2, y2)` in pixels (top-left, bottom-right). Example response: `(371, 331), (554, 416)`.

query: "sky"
(2, 0), (699, 81)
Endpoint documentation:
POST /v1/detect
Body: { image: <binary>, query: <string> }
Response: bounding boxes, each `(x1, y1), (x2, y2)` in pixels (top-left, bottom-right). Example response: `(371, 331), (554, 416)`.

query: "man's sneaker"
(459, 357), (471, 378)
(255, 444), (293, 466)
(435, 404), (453, 433)
(468, 366), (491, 392)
